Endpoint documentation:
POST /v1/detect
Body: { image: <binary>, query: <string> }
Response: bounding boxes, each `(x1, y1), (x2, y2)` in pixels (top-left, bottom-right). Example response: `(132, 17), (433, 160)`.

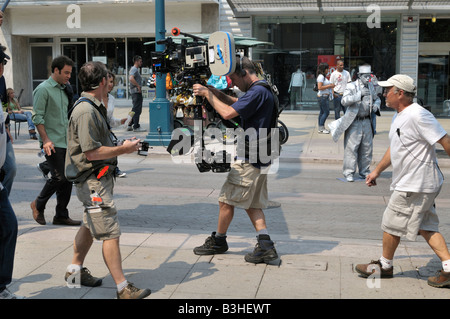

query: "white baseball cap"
(378, 74), (416, 94)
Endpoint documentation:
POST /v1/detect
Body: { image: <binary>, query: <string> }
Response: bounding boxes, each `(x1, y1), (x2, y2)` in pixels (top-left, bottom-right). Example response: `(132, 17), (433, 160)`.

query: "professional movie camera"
(158, 28), (239, 173)
(151, 27), (235, 79)
(157, 29), (280, 173)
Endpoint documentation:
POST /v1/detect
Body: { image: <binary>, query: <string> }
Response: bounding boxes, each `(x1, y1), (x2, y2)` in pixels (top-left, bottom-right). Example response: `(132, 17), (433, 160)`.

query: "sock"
(442, 260), (450, 272)
(215, 232), (227, 238)
(257, 228), (269, 237)
(379, 256), (393, 269)
(67, 264), (82, 273)
(117, 280), (128, 292)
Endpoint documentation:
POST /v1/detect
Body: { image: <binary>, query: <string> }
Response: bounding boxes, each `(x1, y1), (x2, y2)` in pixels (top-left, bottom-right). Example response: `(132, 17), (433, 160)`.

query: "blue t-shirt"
(231, 81), (274, 131)
(231, 81), (275, 167)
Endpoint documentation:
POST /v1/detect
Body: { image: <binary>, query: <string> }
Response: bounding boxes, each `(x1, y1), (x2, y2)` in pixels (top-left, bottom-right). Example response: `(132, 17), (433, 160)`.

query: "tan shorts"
(382, 190), (440, 241)
(75, 174), (121, 241)
(218, 161), (268, 210)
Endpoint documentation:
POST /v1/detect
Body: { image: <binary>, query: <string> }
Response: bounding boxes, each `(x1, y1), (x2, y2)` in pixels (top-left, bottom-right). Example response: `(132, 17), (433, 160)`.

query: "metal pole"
(145, 0), (173, 146)
(154, 0), (167, 101)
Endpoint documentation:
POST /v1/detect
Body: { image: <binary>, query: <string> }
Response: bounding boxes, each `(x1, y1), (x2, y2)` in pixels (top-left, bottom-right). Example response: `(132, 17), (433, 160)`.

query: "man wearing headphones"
(355, 74), (450, 288)
(192, 56), (278, 264)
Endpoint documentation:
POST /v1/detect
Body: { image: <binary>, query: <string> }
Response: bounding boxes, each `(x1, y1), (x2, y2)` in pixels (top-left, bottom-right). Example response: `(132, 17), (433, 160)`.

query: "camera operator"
(192, 56), (278, 264)
(64, 61), (151, 299)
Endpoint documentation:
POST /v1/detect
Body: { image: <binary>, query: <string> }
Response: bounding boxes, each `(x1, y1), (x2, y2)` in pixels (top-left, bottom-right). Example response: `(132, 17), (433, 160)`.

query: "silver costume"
(330, 65), (381, 181)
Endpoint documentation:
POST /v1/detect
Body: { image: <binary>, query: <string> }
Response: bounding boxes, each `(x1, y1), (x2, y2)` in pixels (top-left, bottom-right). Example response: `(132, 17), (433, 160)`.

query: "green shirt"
(32, 76), (69, 148)
(7, 99), (19, 112)
(65, 92), (117, 183)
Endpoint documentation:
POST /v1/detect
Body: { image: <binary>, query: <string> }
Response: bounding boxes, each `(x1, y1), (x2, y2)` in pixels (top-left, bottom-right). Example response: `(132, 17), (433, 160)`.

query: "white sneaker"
(346, 175), (354, 182)
(318, 129), (330, 134)
(0, 288), (25, 299)
(116, 170), (127, 178)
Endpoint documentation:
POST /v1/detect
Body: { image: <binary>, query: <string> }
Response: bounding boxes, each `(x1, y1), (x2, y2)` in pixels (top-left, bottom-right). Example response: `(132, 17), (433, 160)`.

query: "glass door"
(62, 43), (87, 99)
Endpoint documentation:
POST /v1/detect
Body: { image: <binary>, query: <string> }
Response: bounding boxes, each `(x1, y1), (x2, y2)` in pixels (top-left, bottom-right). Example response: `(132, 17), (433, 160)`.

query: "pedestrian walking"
(316, 62), (334, 134)
(65, 61), (151, 299)
(355, 74), (450, 288)
(31, 55), (81, 226)
(127, 55), (146, 132)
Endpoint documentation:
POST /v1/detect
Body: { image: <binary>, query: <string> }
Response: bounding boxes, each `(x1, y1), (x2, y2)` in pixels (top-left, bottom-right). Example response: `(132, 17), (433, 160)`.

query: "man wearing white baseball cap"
(377, 74), (417, 95)
(355, 74), (450, 289)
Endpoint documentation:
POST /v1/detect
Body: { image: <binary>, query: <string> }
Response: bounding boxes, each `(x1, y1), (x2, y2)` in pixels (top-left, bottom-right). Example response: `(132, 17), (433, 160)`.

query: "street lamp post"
(145, 0), (172, 146)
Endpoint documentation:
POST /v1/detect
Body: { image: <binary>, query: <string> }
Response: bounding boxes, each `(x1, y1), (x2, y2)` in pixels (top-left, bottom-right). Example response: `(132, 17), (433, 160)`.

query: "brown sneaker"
(427, 270), (450, 288)
(355, 260), (394, 278)
(31, 200), (46, 225)
(64, 267), (102, 287)
(117, 283), (151, 299)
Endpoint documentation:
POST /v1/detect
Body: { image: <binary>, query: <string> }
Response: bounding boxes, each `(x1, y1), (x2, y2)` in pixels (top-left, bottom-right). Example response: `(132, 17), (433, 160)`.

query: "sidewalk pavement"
(7, 107), (450, 300)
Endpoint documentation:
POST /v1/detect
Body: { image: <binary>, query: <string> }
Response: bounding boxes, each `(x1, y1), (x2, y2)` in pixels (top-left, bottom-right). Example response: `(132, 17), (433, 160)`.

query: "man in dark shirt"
(192, 56), (278, 264)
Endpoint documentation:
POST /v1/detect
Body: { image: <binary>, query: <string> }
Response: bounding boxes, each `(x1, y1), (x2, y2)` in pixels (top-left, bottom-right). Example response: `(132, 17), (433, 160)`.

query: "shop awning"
(9, 0), (219, 5)
(226, 0), (450, 16)
(145, 34), (273, 48)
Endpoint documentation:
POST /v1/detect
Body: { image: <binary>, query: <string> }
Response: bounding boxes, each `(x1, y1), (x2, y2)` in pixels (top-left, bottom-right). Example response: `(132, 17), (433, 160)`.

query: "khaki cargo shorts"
(75, 174), (121, 241)
(218, 161), (268, 210)
(382, 189), (440, 241)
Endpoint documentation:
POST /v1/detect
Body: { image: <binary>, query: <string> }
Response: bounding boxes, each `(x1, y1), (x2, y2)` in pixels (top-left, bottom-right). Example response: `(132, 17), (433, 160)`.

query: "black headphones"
(237, 54), (246, 77)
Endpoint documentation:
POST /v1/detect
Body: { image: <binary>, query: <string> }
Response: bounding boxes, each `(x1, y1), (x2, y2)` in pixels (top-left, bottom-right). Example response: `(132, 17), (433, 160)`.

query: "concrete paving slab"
(6, 111), (450, 301)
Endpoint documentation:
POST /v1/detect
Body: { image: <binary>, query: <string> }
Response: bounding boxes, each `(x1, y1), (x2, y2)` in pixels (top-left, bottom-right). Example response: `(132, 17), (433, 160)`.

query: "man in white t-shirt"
(355, 74), (450, 289)
(330, 60), (351, 119)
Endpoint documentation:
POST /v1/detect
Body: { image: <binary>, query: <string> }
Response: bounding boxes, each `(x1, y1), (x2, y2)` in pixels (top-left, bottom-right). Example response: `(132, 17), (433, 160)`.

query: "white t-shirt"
(389, 103), (446, 192)
(291, 70), (304, 87)
(317, 74), (332, 97)
(329, 70), (351, 94)
(106, 94), (122, 128)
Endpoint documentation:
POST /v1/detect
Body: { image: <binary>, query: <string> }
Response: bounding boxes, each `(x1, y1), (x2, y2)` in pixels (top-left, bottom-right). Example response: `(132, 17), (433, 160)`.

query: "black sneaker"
(193, 232), (228, 255)
(245, 235), (279, 264)
(64, 267), (103, 287)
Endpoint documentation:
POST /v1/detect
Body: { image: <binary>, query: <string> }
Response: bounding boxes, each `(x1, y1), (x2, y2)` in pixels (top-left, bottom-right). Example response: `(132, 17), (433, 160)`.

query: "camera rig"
(154, 29), (281, 174)
(155, 28), (239, 173)
(152, 27), (236, 79)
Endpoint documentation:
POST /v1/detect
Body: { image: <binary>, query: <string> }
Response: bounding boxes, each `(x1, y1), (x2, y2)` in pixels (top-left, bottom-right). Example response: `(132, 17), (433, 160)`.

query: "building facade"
(224, 0), (450, 116)
(1, 0), (450, 117)
(0, 0), (219, 106)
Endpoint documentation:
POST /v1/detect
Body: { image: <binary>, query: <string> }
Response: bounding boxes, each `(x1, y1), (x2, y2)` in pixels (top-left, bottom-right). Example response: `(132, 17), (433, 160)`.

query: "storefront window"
(88, 38), (126, 99)
(252, 16), (398, 110)
(418, 18), (450, 116)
